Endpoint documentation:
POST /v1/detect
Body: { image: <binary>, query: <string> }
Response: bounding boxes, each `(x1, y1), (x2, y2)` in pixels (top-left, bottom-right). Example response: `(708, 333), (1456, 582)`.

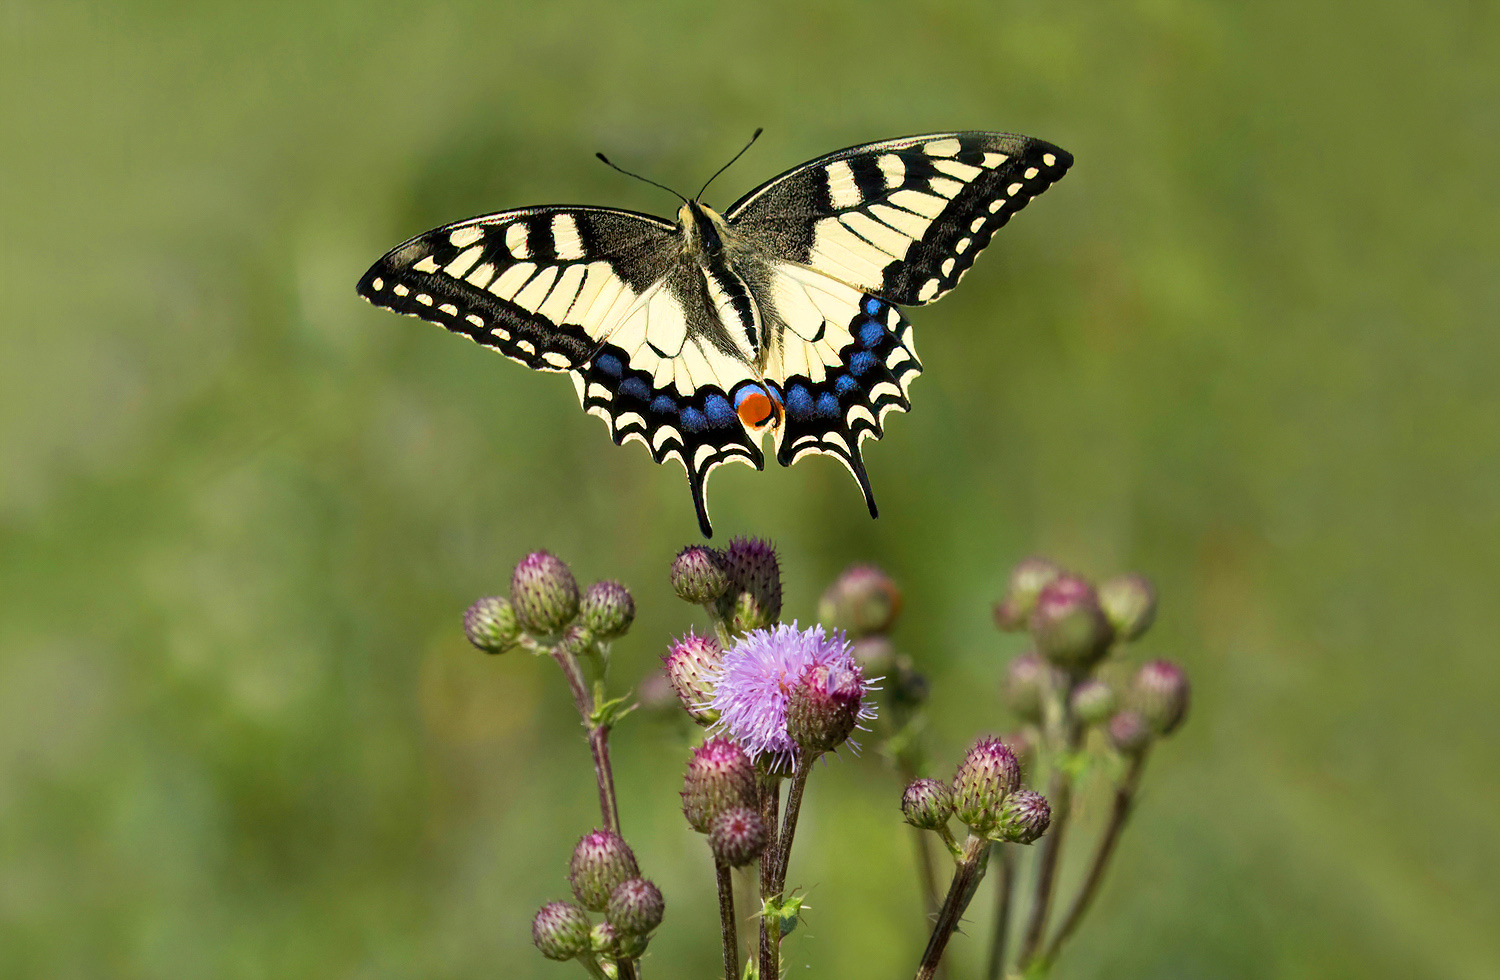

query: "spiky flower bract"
(681, 737), (757, 833)
(532, 901), (591, 960)
(708, 623), (875, 769)
(997, 788), (1052, 844)
(579, 580), (635, 640)
(708, 806), (769, 868)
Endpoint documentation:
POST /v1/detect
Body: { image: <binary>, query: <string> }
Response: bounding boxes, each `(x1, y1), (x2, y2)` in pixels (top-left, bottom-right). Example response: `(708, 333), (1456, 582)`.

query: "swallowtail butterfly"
(358, 132), (1072, 536)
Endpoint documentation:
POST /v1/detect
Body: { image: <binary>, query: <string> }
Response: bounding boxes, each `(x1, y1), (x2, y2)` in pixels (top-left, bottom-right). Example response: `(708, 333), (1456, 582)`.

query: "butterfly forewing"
(725, 132), (1072, 306)
(357, 206), (679, 371)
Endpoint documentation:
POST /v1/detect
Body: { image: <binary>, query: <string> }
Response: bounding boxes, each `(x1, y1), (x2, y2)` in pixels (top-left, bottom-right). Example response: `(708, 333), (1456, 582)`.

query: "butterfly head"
(678, 201), (731, 260)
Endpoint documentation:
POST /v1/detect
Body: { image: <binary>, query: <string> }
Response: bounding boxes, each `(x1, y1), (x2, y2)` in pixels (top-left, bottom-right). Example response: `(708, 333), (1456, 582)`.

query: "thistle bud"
(663, 631), (724, 724)
(532, 901), (591, 960)
(671, 545), (730, 604)
(786, 657), (866, 753)
(1107, 710), (1152, 756)
(997, 789), (1051, 844)
(1070, 678), (1117, 726)
(901, 778), (954, 831)
(1001, 652), (1049, 724)
(1029, 575), (1113, 673)
(606, 877), (664, 937)
(1099, 574), (1157, 642)
(818, 564), (902, 636)
(681, 737), (758, 834)
(952, 736), (1020, 835)
(511, 551), (580, 635)
(568, 830), (640, 912)
(708, 806), (768, 868)
(715, 537), (782, 633)
(589, 920), (618, 956)
(1133, 659), (1189, 735)
(463, 596), (520, 653)
(994, 556), (1065, 630)
(577, 580), (635, 640)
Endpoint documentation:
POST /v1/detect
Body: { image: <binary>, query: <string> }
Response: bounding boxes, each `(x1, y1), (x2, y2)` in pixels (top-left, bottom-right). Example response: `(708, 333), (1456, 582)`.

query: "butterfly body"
(359, 132), (1072, 535)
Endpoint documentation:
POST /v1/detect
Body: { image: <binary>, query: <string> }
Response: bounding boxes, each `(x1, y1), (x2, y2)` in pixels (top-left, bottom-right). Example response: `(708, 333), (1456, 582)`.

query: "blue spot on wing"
(864, 296), (882, 316)
(834, 374), (859, 396)
(595, 353), (623, 379)
(619, 377), (651, 402)
(859, 319), (884, 349)
(850, 351), (877, 376)
(681, 406), (708, 432)
(650, 394), (677, 416)
(704, 394), (735, 426)
(816, 392), (840, 418)
(786, 384), (815, 420)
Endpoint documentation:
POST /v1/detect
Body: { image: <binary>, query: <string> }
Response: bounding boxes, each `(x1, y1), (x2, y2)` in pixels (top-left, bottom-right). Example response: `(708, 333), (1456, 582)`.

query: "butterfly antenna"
(696, 127), (764, 202)
(595, 152), (688, 204)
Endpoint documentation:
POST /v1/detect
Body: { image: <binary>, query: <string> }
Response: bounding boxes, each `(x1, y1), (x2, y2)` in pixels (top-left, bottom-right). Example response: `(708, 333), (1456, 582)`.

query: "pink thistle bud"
(663, 631), (724, 724)
(681, 737), (758, 834)
(463, 596), (520, 653)
(532, 901), (591, 960)
(606, 877), (664, 937)
(708, 806), (768, 868)
(786, 657), (866, 753)
(1134, 659), (1190, 735)
(818, 564), (902, 636)
(901, 778), (954, 831)
(1001, 652), (1050, 723)
(671, 545), (731, 604)
(1099, 573), (1157, 642)
(1070, 678), (1118, 726)
(997, 789), (1051, 844)
(579, 580), (635, 640)
(952, 736), (1021, 834)
(1029, 575), (1114, 672)
(511, 550), (580, 635)
(714, 537), (782, 634)
(568, 830), (639, 912)
(1107, 710), (1153, 756)
(993, 556), (1065, 631)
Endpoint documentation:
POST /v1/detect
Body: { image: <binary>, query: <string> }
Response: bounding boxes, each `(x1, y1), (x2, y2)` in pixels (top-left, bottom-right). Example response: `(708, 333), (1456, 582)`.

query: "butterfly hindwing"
(762, 269), (921, 514)
(357, 206), (678, 371)
(726, 132), (1072, 306)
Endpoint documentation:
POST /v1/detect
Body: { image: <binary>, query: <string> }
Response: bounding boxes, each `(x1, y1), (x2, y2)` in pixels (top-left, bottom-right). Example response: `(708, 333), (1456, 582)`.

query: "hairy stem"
(715, 861), (739, 980)
(913, 833), (992, 980)
(757, 777), (781, 980)
(549, 647), (621, 833)
(773, 760), (816, 890)
(1044, 750), (1150, 962)
(983, 844), (1017, 980)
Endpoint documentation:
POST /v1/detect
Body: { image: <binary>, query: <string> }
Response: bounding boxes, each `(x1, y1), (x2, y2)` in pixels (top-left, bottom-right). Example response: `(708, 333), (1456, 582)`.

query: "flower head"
(532, 901), (591, 961)
(997, 789), (1052, 844)
(662, 631), (724, 724)
(511, 550), (580, 635)
(579, 580), (635, 640)
(1133, 659), (1190, 735)
(568, 830), (639, 912)
(708, 806), (769, 868)
(708, 623), (875, 769)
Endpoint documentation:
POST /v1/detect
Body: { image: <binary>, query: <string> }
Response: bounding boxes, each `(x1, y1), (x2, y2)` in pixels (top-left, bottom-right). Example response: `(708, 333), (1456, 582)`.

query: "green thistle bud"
(681, 737), (758, 834)
(589, 920), (618, 956)
(463, 596), (520, 654)
(818, 564), (902, 636)
(715, 537), (782, 634)
(1107, 710), (1153, 756)
(1133, 659), (1189, 735)
(1001, 652), (1049, 724)
(997, 789), (1051, 844)
(994, 556), (1065, 630)
(532, 901), (591, 960)
(952, 736), (1020, 835)
(708, 806), (768, 868)
(579, 580), (635, 640)
(606, 877), (664, 938)
(901, 778), (954, 831)
(671, 545), (730, 604)
(1070, 678), (1117, 726)
(785, 659), (866, 754)
(568, 830), (639, 912)
(511, 551), (580, 635)
(1029, 575), (1114, 673)
(1100, 573), (1157, 642)
(663, 631), (724, 724)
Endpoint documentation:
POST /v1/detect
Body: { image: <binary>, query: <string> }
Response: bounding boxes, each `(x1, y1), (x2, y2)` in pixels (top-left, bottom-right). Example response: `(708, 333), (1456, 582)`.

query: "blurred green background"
(2, 1), (1496, 977)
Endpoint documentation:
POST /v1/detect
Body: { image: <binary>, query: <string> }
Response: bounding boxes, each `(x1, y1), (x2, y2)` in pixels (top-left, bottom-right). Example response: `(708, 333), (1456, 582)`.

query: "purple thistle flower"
(707, 623), (876, 769)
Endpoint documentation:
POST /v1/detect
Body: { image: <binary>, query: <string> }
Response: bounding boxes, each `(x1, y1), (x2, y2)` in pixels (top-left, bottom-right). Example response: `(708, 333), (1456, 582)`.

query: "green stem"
(913, 833), (992, 980)
(549, 647), (621, 833)
(1043, 750), (1150, 963)
(715, 861), (739, 980)
(1017, 693), (1082, 967)
(757, 776), (781, 980)
(772, 759), (816, 889)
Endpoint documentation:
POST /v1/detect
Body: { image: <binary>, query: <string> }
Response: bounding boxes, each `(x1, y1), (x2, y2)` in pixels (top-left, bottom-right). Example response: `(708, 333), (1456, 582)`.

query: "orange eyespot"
(736, 390), (776, 429)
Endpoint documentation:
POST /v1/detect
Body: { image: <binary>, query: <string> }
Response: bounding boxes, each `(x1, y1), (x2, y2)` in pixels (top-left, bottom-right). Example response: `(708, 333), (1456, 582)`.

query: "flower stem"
(983, 843), (1017, 980)
(913, 833), (992, 980)
(1017, 702), (1082, 967)
(773, 758), (816, 890)
(549, 647), (622, 834)
(715, 861), (739, 980)
(1043, 750), (1150, 962)
(757, 776), (781, 980)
